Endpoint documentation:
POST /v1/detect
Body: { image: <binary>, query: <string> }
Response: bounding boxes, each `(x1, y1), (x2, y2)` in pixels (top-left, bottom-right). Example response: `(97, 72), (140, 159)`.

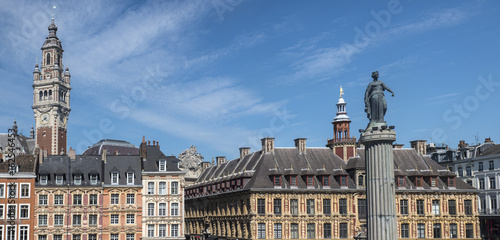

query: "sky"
(1, 0), (500, 160)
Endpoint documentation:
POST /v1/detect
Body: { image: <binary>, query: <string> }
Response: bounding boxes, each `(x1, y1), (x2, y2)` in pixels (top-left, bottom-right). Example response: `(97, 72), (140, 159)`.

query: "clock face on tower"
(41, 113), (50, 124)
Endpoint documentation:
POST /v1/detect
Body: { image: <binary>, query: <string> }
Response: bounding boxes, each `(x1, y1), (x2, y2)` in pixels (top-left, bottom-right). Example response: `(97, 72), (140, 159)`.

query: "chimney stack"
(239, 147), (250, 160)
(102, 149), (107, 163)
(261, 137), (275, 153)
(294, 138), (307, 154)
(216, 156), (227, 166)
(38, 148), (44, 164)
(68, 147), (76, 160)
(148, 141), (151, 146)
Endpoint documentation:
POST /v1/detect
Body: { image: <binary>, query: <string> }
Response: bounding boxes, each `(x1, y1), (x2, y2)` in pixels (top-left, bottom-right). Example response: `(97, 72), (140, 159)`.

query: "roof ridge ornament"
(339, 86), (344, 98)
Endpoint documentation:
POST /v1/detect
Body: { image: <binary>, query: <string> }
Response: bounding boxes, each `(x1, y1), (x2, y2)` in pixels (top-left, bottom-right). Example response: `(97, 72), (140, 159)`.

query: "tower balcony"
(327, 138), (356, 145)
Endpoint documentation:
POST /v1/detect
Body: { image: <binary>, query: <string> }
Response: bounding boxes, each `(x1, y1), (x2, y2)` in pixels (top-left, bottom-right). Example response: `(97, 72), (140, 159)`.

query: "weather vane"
(52, 5), (56, 20)
(339, 86), (344, 98)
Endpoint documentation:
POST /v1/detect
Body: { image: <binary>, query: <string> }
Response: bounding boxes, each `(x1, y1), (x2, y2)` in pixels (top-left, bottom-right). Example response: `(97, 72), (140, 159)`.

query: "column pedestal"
(360, 125), (397, 240)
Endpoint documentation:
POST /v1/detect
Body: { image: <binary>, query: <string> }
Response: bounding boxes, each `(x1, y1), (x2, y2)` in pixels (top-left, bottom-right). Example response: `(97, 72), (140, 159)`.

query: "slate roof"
(37, 155), (102, 186)
(142, 145), (182, 172)
(0, 133), (36, 155)
(0, 154), (36, 173)
(478, 144), (500, 157)
(103, 155), (142, 186)
(82, 139), (139, 156)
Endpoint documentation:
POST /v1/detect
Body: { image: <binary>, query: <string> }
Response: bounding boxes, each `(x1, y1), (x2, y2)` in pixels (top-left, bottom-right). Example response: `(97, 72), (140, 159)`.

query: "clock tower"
(32, 17), (71, 155)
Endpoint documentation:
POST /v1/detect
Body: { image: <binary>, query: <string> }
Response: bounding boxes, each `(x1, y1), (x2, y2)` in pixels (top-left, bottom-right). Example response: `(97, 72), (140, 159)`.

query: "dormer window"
(111, 172), (119, 185)
(289, 176), (297, 187)
(273, 176), (281, 187)
(322, 176), (330, 187)
(159, 160), (166, 171)
(430, 177), (438, 188)
(448, 177), (456, 188)
(40, 175), (48, 185)
(74, 175), (82, 185)
(415, 177), (423, 188)
(306, 176), (314, 187)
(56, 175), (64, 185)
(127, 173), (134, 185)
(340, 176), (348, 188)
(90, 175), (98, 185)
(398, 177), (405, 188)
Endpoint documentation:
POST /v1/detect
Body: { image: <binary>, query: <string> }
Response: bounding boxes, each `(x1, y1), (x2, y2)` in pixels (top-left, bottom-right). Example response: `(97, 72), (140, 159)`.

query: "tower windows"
(46, 53), (50, 65)
(39, 91), (42, 101)
(48, 90), (52, 100)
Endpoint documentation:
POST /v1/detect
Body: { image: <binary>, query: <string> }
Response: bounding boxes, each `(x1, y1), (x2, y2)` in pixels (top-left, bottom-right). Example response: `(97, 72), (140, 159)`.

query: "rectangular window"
(126, 234), (134, 240)
(73, 235), (81, 240)
(274, 223), (282, 239)
(274, 199), (282, 215)
(84, 236), (92, 240)
(90, 175), (98, 185)
(290, 223), (299, 239)
(490, 160), (494, 170)
(7, 226), (15, 240)
(480, 178), (485, 189)
(148, 203), (155, 216)
(20, 205), (29, 219)
(127, 194), (135, 204)
(466, 223), (473, 238)
(492, 197), (497, 211)
(0, 205), (3, 219)
(307, 223), (315, 239)
(39, 195), (48, 205)
(401, 223), (409, 238)
(73, 194), (82, 205)
(323, 199), (331, 215)
(450, 223), (458, 238)
(430, 177), (437, 187)
(127, 173), (134, 184)
(147, 224), (154, 237)
(171, 182), (179, 194)
(7, 205), (16, 219)
(159, 224), (166, 237)
(0, 184), (4, 197)
(111, 172), (119, 184)
(290, 199), (298, 215)
(159, 182), (166, 195)
(339, 198), (347, 215)
(417, 223), (425, 238)
(171, 224), (179, 237)
(340, 176), (347, 187)
(39, 215), (47, 226)
(110, 234), (118, 240)
(465, 200), (473, 215)
(290, 176), (297, 186)
(400, 199), (408, 215)
(358, 198), (367, 219)
(307, 176), (314, 187)
(110, 214), (119, 224)
(171, 202), (179, 216)
(89, 215), (97, 225)
(398, 177), (405, 187)
(258, 223), (266, 239)
(432, 200), (440, 215)
(449, 200), (456, 215)
(433, 223), (441, 238)
(466, 166), (472, 176)
(159, 203), (166, 216)
(19, 226), (28, 240)
(73, 215), (81, 225)
(257, 198), (265, 215)
(417, 199), (425, 215)
(55, 195), (64, 205)
(20, 184), (29, 197)
(339, 223), (348, 239)
(416, 177), (423, 187)
(127, 214), (135, 224)
(491, 178), (496, 189)
(322, 176), (330, 186)
(458, 167), (463, 177)
(273, 176), (281, 187)
(479, 162), (484, 171)
(54, 215), (63, 226)
(56, 175), (63, 185)
(39, 235), (46, 240)
(323, 223), (332, 239)
(74, 175), (82, 185)
(88, 194), (97, 205)
(306, 199), (315, 215)
(111, 194), (119, 204)
(148, 182), (154, 194)
(159, 160), (166, 171)
(448, 177), (456, 187)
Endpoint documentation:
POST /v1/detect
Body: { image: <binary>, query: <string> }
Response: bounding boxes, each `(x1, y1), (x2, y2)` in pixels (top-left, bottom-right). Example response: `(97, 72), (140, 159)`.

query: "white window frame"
(0, 226), (3, 240)
(39, 195), (48, 205)
(6, 183), (17, 198)
(19, 204), (29, 219)
(54, 195), (64, 205)
(159, 224), (166, 237)
(89, 194), (98, 205)
(126, 234), (134, 240)
(171, 182), (179, 195)
(56, 175), (64, 185)
(89, 215), (98, 226)
(90, 175), (98, 185)
(0, 183), (5, 198)
(111, 194), (119, 205)
(126, 194), (134, 204)
(54, 214), (63, 226)
(110, 234), (118, 240)
(159, 160), (166, 171)
(7, 204), (16, 220)
(127, 173), (134, 185)
(171, 224), (179, 237)
(171, 202), (179, 216)
(147, 182), (155, 195)
(40, 175), (48, 185)
(159, 203), (166, 216)
(20, 183), (29, 198)
(159, 182), (166, 195)
(39, 214), (48, 226)
(0, 204), (4, 219)
(111, 172), (119, 185)
(74, 175), (82, 185)
(110, 214), (119, 224)
(147, 225), (154, 237)
(73, 215), (81, 225)
(126, 214), (135, 224)
(6, 226), (15, 240)
(148, 203), (155, 216)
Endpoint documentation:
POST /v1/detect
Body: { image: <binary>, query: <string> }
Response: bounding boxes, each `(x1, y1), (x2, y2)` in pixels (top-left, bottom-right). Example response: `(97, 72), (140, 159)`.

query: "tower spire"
(326, 86), (356, 161)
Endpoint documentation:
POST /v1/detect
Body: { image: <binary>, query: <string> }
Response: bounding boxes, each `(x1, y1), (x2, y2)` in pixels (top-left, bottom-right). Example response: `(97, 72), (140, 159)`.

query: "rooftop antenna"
(474, 132), (479, 145)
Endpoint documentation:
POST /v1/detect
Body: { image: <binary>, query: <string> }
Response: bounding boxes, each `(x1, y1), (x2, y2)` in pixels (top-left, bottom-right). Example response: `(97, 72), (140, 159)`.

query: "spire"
(30, 125), (35, 139)
(333, 86), (349, 122)
(34, 57), (40, 72)
(43, 6), (61, 50)
(12, 120), (18, 136)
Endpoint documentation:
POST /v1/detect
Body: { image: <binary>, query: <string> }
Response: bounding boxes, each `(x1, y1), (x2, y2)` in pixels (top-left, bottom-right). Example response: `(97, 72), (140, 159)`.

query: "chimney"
(153, 141), (156, 146)
(239, 147), (250, 159)
(157, 141), (160, 148)
(68, 147), (76, 160)
(261, 137), (275, 153)
(102, 149), (107, 163)
(140, 139), (147, 159)
(393, 143), (404, 149)
(38, 148), (44, 164)
(458, 140), (467, 148)
(148, 141), (151, 146)
(410, 140), (427, 155)
(485, 137), (492, 143)
(294, 138), (307, 154)
(216, 156), (227, 166)
(43, 149), (48, 158)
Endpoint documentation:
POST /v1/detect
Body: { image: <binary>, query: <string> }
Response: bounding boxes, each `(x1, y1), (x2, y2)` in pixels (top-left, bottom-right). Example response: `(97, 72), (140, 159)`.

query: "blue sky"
(1, 0), (499, 160)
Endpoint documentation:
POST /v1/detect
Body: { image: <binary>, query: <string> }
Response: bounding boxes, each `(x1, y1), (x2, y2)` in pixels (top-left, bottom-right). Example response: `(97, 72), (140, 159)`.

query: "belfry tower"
(327, 87), (356, 161)
(32, 15), (71, 155)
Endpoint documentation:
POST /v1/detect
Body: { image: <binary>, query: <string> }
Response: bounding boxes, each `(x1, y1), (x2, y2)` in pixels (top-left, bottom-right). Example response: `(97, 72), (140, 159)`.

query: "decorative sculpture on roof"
(178, 145), (205, 179)
(364, 71), (394, 126)
(340, 86), (344, 98)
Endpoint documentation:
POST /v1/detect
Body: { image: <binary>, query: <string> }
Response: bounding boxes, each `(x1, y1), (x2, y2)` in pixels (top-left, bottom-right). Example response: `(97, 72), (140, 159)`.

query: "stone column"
(360, 125), (397, 240)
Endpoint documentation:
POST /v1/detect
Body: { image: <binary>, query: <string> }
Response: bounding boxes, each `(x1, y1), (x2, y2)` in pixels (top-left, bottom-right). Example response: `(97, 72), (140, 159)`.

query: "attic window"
(127, 173), (134, 185)
(340, 176), (348, 188)
(322, 176), (330, 187)
(56, 175), (64, 185)
(430, 177), (438, 188)
(111, 172), (119, 185)
(159, 160), (166, 171)
(90, 175), (98, 185)
(74, 175), (82, 185)
(415, 177), (423, 188)
(289, 176), (297, 187)
(448, 177), (456, 188)
(40, 175), (48, 185)
(273, 176), (281, 187)
(306, 176), (314, 187)
(398, 177), (405, 188)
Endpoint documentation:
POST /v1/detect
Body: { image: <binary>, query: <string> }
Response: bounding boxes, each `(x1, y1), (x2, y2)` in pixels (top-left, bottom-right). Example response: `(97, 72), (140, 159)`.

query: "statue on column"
(364, 71), (394, 126)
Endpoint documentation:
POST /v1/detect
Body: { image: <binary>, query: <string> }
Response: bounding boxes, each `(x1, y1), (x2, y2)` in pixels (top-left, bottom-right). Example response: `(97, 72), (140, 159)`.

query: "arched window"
(39, 91), (43, 101)
(44, 90), (47, 99)
(358, 175), (364, 186)
(48, 90), (52, 100)
(46, 53), (50, 65)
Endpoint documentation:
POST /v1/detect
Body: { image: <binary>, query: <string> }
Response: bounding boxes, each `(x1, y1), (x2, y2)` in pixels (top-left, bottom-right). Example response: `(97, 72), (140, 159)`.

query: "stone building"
(140, 140), (186, 240)
(185, 93), (480, 240)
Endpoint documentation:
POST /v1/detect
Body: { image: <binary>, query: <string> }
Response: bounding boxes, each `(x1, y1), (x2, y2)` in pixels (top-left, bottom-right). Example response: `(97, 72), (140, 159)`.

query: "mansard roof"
(37, 155), (102, 186)
(82, 139), (139, 156)
(103, 155), (142, 186)
(142, 145), (182, 173)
